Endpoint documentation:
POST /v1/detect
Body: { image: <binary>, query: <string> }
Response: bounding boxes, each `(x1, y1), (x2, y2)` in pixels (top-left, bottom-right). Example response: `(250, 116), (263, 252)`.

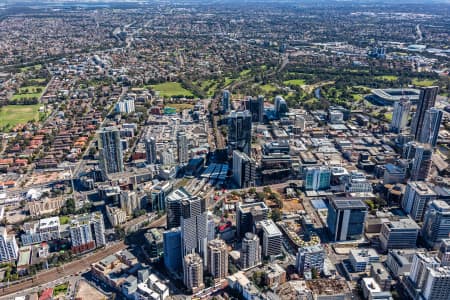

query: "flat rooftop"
(330, 197), (367, 210)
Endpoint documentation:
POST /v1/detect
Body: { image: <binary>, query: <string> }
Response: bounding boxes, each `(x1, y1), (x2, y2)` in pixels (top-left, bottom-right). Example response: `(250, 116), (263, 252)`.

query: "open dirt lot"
(76, 280), (107, 300)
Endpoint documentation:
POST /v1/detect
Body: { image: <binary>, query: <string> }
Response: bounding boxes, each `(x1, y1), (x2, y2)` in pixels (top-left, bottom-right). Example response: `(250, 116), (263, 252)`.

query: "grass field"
(375, 75), (398, 81)
(59, 216), (70, 225)
(168, 103), (195, 112)
(53, 282), (69, 296)
(12, 86), (44, 100)
(412, 78), (437, 87)
(0, 104), (42, 129)
(224, 77), (235, 87)
(200, 79), (218, 97)
(284, 79), (307, 86)
(20, 64), (42, 72)
(260, 84), (278, 93)
(239, 69), (251, 77)
(29, 78), (47, 83)
(150, 82), (194, 98)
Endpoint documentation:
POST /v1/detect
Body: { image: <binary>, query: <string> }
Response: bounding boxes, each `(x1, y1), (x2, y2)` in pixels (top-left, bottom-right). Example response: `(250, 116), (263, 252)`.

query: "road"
(0, 215), (165, 298)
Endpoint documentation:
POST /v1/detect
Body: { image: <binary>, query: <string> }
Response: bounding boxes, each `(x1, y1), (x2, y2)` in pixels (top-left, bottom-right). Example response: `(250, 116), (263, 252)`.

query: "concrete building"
(349, 249), (379, 272)
(380, 217), (420, 251)
(370, 262), (392, 291)
(145, 228), (164, 261)
(296, 244), (325, 275)
(181, 196), (208, 261)
(304, 166), (331, 191)
(402, 181), (437, 222)
(183, 253), (204, 294)
(411, 86), (439, 140)
(259, 219), (282, 258)
(274, 95), (288, 119)
(438, 239), (450, 267)
(166, 187), (191, 229)
(419, 108), (443, 147)
(21, 216), (61, 246)
(99, 127), (124, 177)
(361, 278), (393, 300)
(0, 227), (18, 263)
(327, 197), (368, 241)
(115, 98), (135, 114)
(222, 90), (231, 113)
(177, 131), (189, 164)
(409, 143), (433, 181)
(207, 238), (228, 281)
(105, 205), (126, 227)
(163, 228), (182, 273)
(264, 263), (286, 288)
(390, 98), (411, 133)
(386, 250), (414, 278)
(120, 190), (141, 216)
(422, 200), (450, 248)
(69, 212), (106, 254)
(236, 201), (269, 237)
(249, 95), (264, 123)
(232, 150), (256, 188)
(241, 232), (261, 269)
(145, 136), (157, 164)
(383, 164), (406, 184)
(228, 110), (252, 156)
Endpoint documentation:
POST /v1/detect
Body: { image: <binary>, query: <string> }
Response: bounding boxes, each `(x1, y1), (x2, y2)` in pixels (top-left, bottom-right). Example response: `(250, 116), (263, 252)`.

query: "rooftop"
(259, 219), (282, 237)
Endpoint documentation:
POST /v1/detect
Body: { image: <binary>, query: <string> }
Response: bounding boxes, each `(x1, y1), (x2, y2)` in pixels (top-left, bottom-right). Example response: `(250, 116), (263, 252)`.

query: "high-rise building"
(120, 190), (141, 216)
(207, 238), (228, 281)
(183, 253), (204, 294)
(411, 86), (439, 139)
(410, 143), (433, 181)
(228, 110), (252, 156)
(177, 131), (189, 164)
(115, 98), (135, 114)
(274, 96), (288, 119)
(304, 166), (331, 191)
(408, 252), (450, 300)
(99, 127), (124, 176)
(0, 227), (18, 263)
(181, 196), (208, 261)
(250, 96), (264, 123)
(327, 197), (368, 241)
(438, 239), (450, 267)
(296, 245), (325, 275)
(379, 217), (420, 251)
(160, 149), (175, 166)
(236, 202), (269, 237)
(418, 108), (443, 147)
(163, 228), (182, 273)
(402, 182), (437, 222)
(259, 219), (282, 258)
(69, 212), (105, 254)
(207, 213), (215, 242)
(232, 150), (256, 188)
(166, 187), (191, 229)
(241, 232), (261, 269)
(422, 200), (450, 248)
(222, 90), (231, 113)
(390, 98), (411, 133)
(145, 136), (157, 164)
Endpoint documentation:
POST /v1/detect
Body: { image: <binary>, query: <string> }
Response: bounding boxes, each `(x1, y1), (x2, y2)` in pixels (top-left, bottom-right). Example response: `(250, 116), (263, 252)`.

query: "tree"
(271, 208), (282, 222)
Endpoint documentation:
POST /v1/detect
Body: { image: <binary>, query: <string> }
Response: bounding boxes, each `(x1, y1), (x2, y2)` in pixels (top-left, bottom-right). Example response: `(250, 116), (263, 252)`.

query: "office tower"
(250, 96), (264, 123)
(410, 143), (433, 181)
(402, 182), (437, 222)
(120, 190), (140, 216)
(390, 98), (411, 133)
(259, 219), (282, 257)
(207, 238), (228, 281)
(181, 196), (208, 260)
(379, 218), (420, 251)
(304, 166), (331, 191)
(228, 110), (252, 156)
(232, 150), (256, 188)
(207, 214), (215, 242)
(163, 228), (182, 273)
(99, 127), (124, 176)
(166, 188), (191, 229)
(327, 197), (368, 241)
(296, 245), (325, 275)
(438, 239), (450, 267)
(274, 95), (288, 119)
(411, 86), (439, 139)
(150, 182), (172, 212)
(145, 136), (157, 164)
(408, 252), (450, 300)
(422, 200), (450, 248)
(419, 108), (443, 147)
(236, 202), (269, 237)
(241, 232), (261, 269)
(183, 253), (204, 294)
(160, 149), (175, 166)
(222, 90), (231, 113)
(115, 98), (135, 114)
(177, 131), (189, 164)
(0, 227), (18, 263)
(69, 212), (105, 254)
(145, 228), (164, 261)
